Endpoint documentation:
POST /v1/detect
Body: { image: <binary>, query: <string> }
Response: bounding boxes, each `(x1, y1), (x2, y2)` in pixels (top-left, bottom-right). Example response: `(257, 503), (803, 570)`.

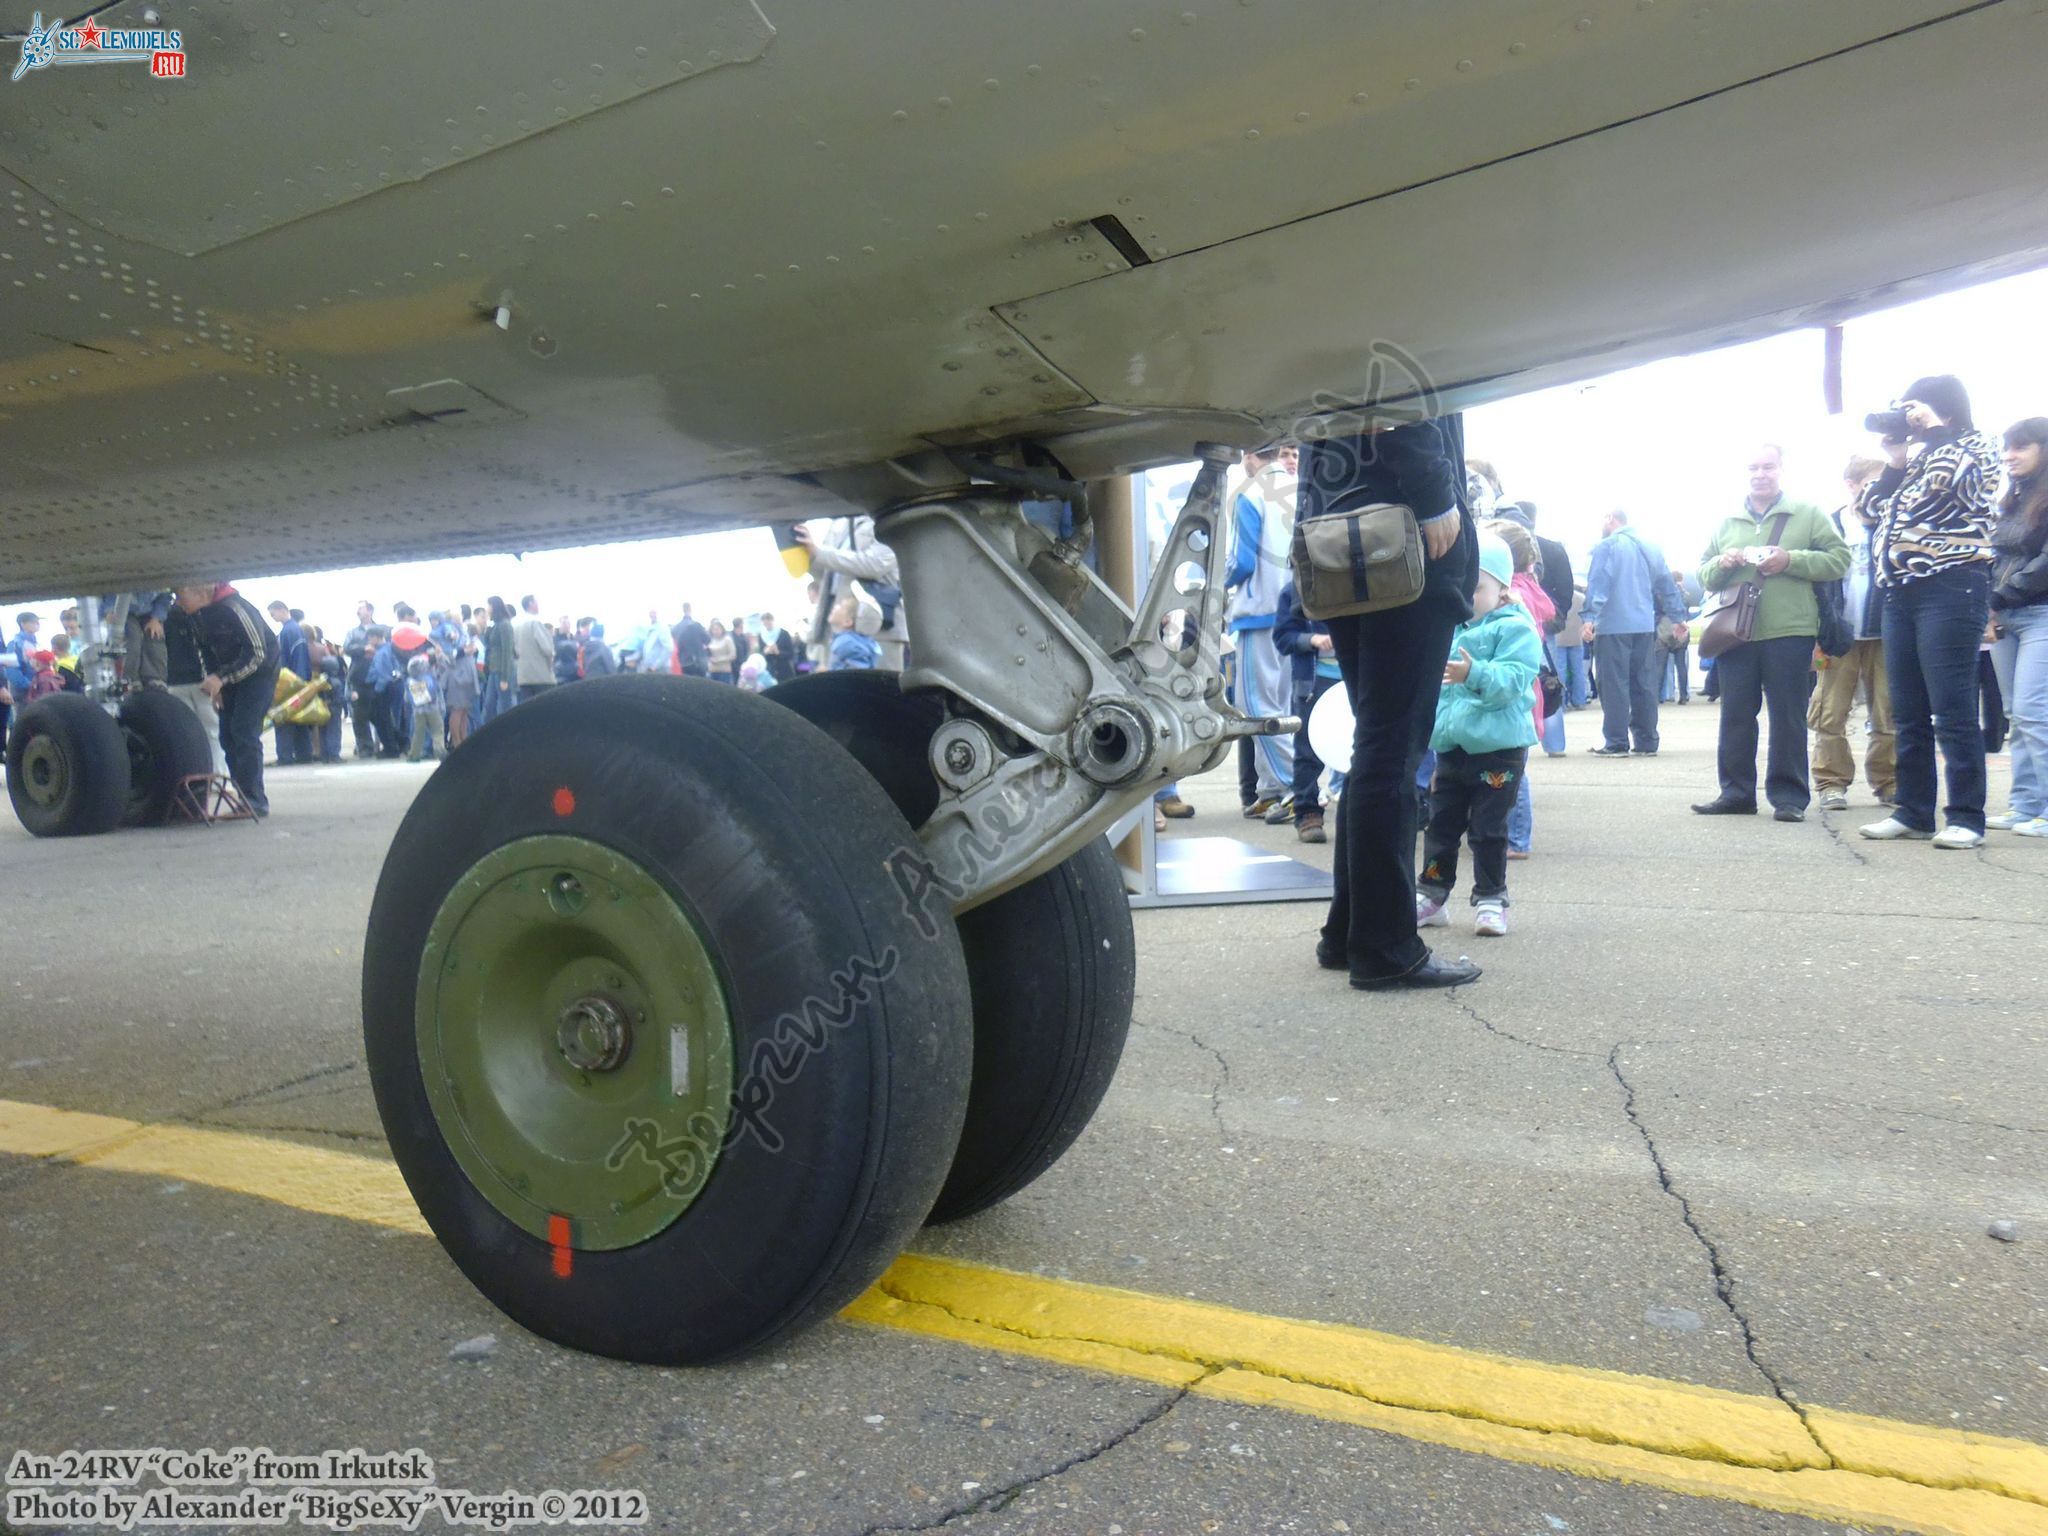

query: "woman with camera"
(1859, 375), (2002, 849)
(1987, 417), (2048, 836)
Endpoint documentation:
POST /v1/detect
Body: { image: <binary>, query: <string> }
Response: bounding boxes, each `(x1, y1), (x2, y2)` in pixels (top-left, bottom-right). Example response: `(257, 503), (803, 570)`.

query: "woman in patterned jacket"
(1860, 374), (2002, 849)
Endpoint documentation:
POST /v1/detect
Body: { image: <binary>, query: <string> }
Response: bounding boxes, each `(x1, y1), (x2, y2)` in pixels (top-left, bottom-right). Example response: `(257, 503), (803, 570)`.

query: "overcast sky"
(1464, 265), (2048, 569)
(30, 263), (2048, 636)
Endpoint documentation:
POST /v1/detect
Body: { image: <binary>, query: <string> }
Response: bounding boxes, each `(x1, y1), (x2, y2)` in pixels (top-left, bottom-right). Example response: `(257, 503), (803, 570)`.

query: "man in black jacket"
(1517, 504), (1574, 632)
(175, 582), (280, 816)
(1298, 415), (1481, 990)
(1470, 463), (1573, 625)
(671, 604), (710, 678)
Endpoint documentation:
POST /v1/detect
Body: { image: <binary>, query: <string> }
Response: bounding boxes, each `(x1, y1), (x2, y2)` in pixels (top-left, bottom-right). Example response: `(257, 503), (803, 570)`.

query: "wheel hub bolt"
(557, 995), (632, 1072)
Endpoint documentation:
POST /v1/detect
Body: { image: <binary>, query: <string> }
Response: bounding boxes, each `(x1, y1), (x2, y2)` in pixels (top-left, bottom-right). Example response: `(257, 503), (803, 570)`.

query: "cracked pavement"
(4, 707), (2045, 1534)
(1608, 1044), (1833, 1463)
(850, 1372), (1215, 1535)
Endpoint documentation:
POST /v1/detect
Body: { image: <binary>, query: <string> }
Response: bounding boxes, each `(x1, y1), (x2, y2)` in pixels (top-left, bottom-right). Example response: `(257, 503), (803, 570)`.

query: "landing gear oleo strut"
(362, 448), (1292, 1361)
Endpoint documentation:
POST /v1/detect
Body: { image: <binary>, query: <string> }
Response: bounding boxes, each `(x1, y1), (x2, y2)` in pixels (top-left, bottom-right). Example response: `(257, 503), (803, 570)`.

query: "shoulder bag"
(1290, 496), (1425, 621)
(1696, 512), (1792, 660)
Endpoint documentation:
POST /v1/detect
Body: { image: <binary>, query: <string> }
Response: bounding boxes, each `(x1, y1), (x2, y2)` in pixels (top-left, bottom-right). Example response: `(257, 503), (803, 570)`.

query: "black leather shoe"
(1773, 805), (1806, 822)
(1586, 745), (1632, 757)
(1351, 953), (1483, 991)
(1315, 940), (1347, 971)
(1691, 798), (1758, 815)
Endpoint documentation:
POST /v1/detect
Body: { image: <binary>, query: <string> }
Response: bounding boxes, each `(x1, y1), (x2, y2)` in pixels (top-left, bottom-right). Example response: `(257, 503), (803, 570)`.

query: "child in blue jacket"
(1418, 532), (1542, 938)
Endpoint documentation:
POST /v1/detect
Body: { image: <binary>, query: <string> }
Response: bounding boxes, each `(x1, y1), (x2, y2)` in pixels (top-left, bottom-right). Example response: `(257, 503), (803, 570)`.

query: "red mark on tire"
(551, 786), (576, 818)
(549, 1213), (573, 1278)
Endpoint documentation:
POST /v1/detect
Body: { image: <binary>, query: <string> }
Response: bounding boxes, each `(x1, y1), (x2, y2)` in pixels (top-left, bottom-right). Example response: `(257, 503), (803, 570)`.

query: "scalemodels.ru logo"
(12, 11), (186, 82)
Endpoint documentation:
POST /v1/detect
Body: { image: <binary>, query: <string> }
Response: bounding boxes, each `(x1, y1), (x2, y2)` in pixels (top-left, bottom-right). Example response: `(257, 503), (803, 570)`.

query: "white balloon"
(1306, 683), (1354, 775)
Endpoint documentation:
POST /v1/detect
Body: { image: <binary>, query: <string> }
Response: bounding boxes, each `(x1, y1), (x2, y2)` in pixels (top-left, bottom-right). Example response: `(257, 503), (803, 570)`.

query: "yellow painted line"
(853, 1259), (2048, 1536)
(0, 1098), (427, 1235)
(4, 1097), (2045, 1536)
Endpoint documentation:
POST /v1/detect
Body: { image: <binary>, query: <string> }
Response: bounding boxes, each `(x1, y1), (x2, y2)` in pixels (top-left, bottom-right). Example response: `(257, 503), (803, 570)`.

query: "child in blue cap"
(1417, 531), (1542, 937)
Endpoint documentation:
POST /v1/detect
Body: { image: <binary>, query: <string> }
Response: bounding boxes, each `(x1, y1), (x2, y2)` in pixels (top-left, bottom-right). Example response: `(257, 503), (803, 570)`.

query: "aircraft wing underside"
(1, 0), (2045, 598)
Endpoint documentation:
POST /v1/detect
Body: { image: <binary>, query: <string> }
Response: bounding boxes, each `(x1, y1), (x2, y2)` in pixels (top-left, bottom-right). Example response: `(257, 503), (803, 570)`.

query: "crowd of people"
(1160, 370), (2044, 991)
(0, 509), (920, 824)
(1564, 374), (2045, 855)
(326, 597), (811, 764)
(10, 391), (2043, 965)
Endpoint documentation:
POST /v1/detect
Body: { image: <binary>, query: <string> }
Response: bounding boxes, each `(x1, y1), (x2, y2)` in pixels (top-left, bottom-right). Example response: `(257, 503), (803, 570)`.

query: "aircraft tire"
(360, 675), (971, 1362)
(118, 689), (214, 827)
(6, 693), (131, 838)
(768, 672), (1135, 1224)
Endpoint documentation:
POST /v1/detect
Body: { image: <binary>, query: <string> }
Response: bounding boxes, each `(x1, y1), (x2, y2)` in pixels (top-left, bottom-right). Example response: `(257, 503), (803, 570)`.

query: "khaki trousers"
(1808, 637), (1894, 797)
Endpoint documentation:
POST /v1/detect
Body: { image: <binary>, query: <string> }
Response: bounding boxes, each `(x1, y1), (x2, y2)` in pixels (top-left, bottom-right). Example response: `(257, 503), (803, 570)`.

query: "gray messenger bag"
(1290, 500), (1425, 620)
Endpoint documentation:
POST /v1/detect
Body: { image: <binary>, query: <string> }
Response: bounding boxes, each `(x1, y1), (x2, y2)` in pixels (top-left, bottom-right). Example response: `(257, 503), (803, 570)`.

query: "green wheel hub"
(416, 835), (735, 1250)
(19, 734), (71, 810)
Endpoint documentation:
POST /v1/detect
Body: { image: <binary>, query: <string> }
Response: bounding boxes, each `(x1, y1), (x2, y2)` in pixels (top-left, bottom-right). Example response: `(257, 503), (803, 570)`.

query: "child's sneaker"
(1473, 900), (1508, 938)
(1415, 893), (1450, 928)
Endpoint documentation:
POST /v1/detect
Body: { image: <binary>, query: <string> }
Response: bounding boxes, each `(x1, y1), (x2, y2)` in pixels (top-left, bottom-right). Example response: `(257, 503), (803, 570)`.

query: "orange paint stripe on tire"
(549, 1213), (573, 1277)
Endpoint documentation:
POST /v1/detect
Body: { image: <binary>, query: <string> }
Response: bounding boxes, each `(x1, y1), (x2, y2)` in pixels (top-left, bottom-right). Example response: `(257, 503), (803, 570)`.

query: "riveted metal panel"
(1, 0), (777, 255)
(997, 2), (2048, 432)
(0, 0), (2043, 598)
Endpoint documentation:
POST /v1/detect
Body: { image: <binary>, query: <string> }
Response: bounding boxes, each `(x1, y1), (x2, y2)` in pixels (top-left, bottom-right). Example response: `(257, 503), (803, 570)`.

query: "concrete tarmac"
(2, 699), (2044, 1536)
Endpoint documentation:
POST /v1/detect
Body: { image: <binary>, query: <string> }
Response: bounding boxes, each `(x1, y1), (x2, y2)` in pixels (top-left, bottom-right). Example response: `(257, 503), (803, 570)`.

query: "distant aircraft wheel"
(6, 693), (130, 838)
(117, 690), (214, 827)
(769, 672), (1135, 1223)
(362, 676), (972, 1362)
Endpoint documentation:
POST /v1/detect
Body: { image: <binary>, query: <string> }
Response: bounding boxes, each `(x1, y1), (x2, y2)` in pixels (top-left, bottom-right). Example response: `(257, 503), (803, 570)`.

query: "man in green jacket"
(1691, 445), (1851, 822)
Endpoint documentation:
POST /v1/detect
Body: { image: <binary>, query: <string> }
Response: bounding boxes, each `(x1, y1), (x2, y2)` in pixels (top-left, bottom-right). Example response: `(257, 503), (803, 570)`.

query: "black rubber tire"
(5, 693), (130, 838)
(764, 670), (946, 828)
(361, 675), (973, 1363)
(768, 672), (1136, 1223)
(118, 690), (214, 827)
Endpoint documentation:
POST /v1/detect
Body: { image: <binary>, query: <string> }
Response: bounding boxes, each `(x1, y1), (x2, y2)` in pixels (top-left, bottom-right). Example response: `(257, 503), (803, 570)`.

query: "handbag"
(1814, 577), (1853, 658)
(859, 580), (901, 630)
(1538, 651), (1565, 718)
(1290, 498), (1425, 620)
(1697, 512), (1792, 660)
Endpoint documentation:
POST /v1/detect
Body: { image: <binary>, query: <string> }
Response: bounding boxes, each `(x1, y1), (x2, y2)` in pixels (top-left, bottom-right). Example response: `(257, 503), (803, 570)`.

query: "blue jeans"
(1537, 638), (1566, 755)
(1991, 602), (2048, 818)
(1508, 770), (1532, 852)
(1557, 642), (1589, 707)
(1882, 565), (1990, 833)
